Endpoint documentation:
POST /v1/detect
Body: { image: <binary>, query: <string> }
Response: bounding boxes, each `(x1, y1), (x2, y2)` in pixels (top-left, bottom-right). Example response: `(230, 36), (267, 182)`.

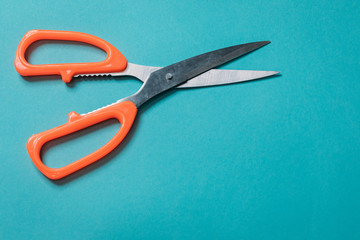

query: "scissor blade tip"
(256, 41), (271, 46)
(242, 41), (271, 52)
(268, 71), (280, 76)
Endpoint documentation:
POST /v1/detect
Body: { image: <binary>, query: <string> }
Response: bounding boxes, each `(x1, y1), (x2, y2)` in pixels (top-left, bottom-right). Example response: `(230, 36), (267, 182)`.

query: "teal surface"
(1, 0), (359, 239)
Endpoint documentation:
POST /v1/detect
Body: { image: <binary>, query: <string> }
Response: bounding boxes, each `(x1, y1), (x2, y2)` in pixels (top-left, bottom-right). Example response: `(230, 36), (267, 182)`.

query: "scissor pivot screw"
(166, 73), (173, 80)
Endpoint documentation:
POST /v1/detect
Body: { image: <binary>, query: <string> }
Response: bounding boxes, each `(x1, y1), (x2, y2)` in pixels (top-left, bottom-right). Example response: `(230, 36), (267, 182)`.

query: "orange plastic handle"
(14, 29), (127, 83)
(26, 101), (137, 180)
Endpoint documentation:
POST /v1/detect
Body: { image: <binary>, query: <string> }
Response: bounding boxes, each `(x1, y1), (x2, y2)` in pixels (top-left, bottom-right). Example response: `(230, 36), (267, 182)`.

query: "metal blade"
(177, 41), (271, 81)
(123, 41), (271, 107)
(177, 69), (279, 88)
(110, 63), (279, 88)
(110, 63), (160, 81)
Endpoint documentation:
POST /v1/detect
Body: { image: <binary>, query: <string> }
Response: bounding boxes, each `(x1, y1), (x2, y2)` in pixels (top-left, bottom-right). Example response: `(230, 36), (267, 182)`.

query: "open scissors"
(15, 30), (279, 180)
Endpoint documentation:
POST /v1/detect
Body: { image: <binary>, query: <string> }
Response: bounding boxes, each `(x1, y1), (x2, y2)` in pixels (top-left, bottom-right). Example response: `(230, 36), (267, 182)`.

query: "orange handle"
(27, 101), (137, 180)
(14, 30), (127, 83)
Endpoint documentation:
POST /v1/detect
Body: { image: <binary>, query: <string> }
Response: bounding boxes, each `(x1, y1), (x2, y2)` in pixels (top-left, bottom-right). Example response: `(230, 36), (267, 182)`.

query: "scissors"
(15, 30), (279, 180)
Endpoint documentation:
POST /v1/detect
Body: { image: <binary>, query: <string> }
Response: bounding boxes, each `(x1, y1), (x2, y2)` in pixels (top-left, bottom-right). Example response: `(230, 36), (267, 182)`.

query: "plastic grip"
(14, 29), (127, 83)
(26, 101), (137, 180)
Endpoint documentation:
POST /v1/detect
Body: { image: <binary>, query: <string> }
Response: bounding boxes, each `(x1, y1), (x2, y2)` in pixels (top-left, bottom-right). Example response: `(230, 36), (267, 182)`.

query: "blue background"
(1, 0), (359, 239)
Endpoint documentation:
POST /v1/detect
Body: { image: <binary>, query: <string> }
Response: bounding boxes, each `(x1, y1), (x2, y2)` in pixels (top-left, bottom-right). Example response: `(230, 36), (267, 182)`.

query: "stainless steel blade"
(173, 69), (279, 88)
(109, 63), (279, 88)
(123, 41), (272, 107)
